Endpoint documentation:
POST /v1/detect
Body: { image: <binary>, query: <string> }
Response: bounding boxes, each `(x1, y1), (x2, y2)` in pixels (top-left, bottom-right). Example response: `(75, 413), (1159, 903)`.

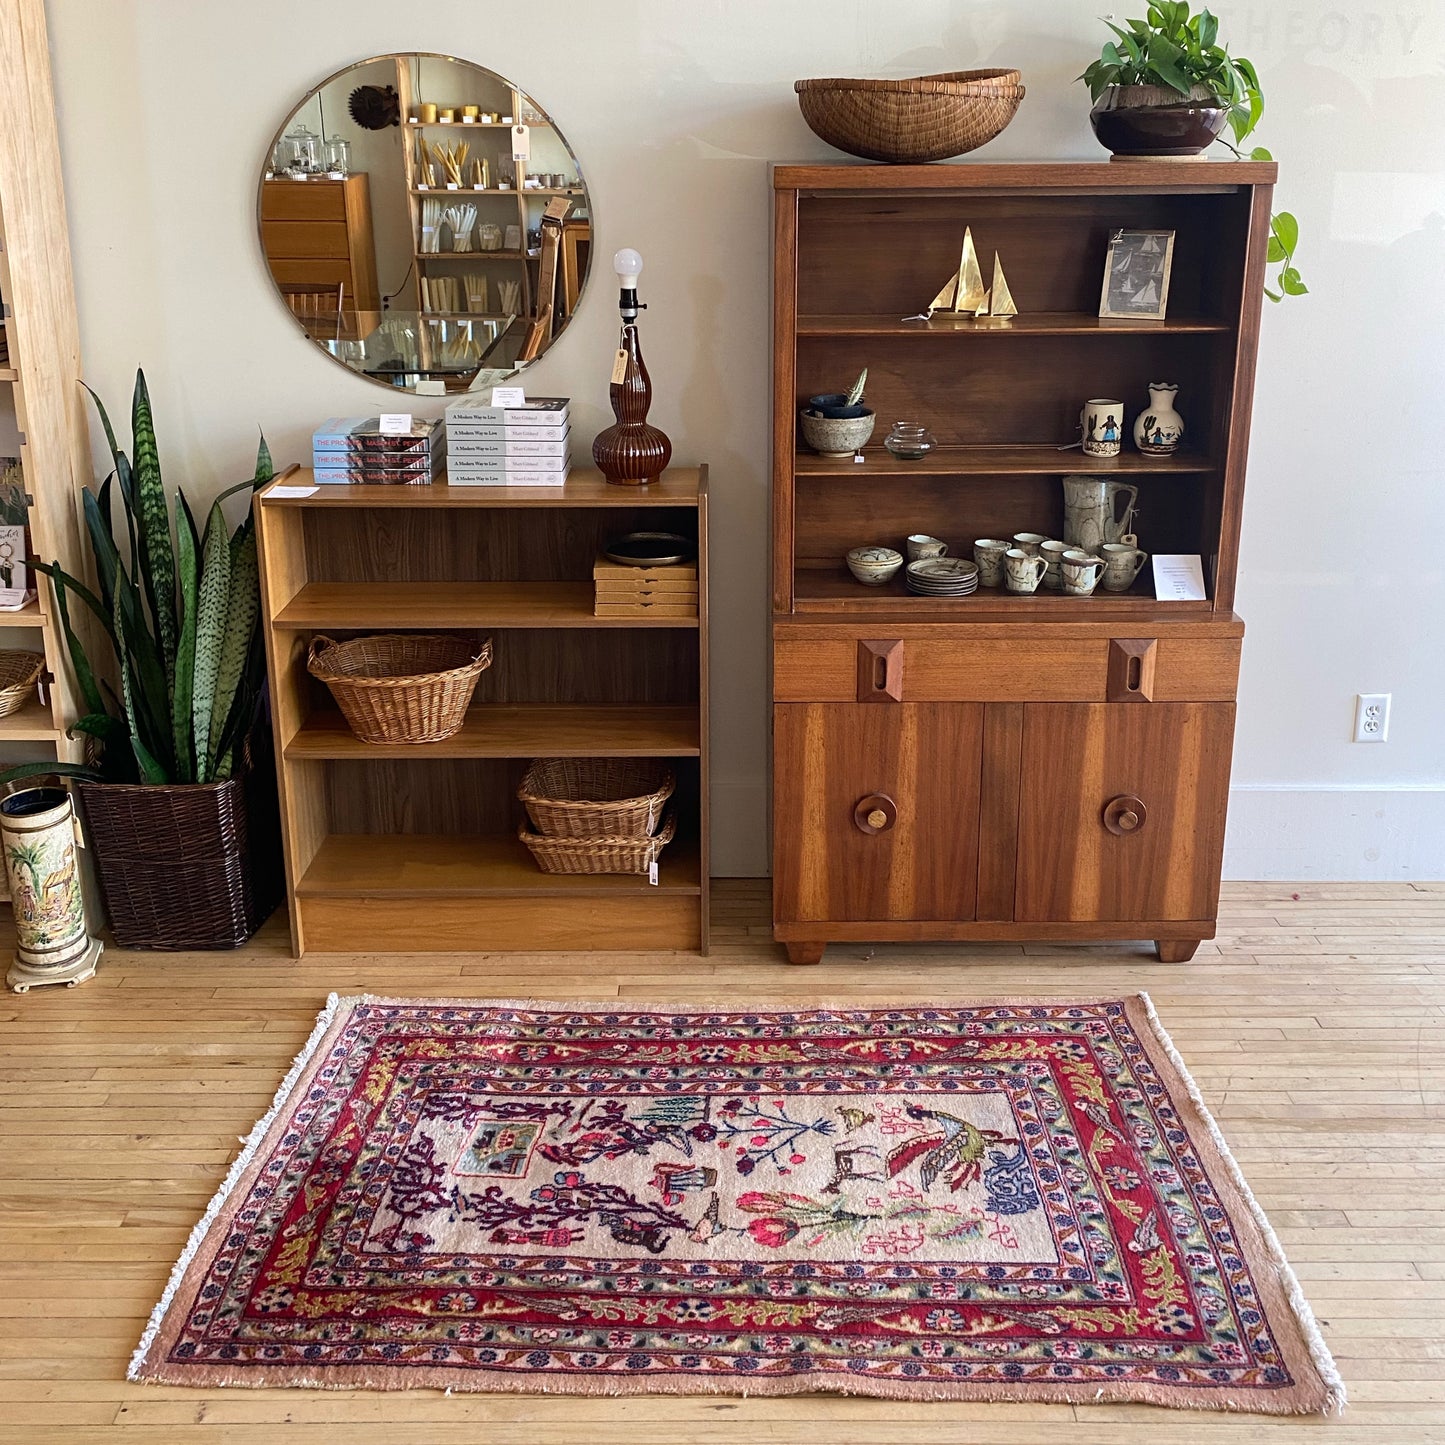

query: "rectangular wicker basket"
(519, 812), (676, 876)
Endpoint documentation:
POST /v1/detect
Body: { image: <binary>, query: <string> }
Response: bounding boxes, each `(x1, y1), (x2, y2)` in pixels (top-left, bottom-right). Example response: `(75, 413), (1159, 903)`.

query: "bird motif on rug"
(884, 1105), (1010, 1192)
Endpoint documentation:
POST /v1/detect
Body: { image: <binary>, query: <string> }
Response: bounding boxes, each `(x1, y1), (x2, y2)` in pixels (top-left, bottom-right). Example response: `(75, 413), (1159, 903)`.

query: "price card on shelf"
(378, 413), (413, 435)
(490, 386), (526, 408)
(1152, 554), (1207, 601)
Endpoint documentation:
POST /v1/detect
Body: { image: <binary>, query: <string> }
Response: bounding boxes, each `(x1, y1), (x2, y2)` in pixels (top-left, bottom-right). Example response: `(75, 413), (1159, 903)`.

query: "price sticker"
(610, 349), (629, 385)
(378, 413), (413, 435)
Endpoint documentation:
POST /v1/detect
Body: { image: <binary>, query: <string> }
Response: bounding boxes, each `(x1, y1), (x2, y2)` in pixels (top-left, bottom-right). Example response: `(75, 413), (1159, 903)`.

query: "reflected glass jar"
(283, 124), (322, 173)
(323, 136), (351, 175)
(884, 422), (936, 461)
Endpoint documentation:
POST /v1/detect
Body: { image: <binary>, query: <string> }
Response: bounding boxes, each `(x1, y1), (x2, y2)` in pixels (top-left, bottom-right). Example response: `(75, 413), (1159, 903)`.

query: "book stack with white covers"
(445, 396), (571, 485)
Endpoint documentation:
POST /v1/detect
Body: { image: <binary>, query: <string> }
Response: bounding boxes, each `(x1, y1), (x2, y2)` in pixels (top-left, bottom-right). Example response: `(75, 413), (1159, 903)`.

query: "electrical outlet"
(1354, 693), (1391, 743)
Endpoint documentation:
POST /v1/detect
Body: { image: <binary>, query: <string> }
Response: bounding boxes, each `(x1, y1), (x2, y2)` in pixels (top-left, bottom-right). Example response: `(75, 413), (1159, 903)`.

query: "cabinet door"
(773, 703), (983, 924)
(1014, 703), (1235, 923)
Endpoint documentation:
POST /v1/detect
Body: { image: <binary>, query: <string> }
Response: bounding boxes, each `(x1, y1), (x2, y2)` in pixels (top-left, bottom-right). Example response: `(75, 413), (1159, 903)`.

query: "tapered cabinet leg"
(1155, 939), (1201, 962)
(784, 941), (826, 966)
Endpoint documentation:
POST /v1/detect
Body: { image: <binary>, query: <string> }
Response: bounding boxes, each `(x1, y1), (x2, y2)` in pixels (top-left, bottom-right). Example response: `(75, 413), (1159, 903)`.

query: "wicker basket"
(0, 651), (45, 719)
(794, 70), (1024, 163)
(519, 757), (675, 838)
(307, 633), (492, 744)
(75, 750), (283, 950)
(521, 812), (676, 876)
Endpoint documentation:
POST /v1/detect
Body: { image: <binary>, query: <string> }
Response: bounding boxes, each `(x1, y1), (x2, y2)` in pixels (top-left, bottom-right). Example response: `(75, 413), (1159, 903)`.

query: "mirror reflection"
(259, 53), (592, 393)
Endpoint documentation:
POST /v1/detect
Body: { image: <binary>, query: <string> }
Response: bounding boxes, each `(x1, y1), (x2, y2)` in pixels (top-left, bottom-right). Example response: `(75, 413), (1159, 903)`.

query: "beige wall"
(46, 0), (1445, 877)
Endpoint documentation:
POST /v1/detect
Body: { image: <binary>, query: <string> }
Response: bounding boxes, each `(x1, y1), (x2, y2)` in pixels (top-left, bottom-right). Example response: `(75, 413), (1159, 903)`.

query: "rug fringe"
(127, 991), (351, 1382)
(1135, 990), (1347, 1415)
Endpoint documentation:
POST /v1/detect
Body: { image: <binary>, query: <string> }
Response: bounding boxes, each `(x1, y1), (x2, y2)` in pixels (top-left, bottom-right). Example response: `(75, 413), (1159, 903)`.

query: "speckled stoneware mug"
(973, 538), (1009, 587)
(1039, 539), (1071, 592)
(1004, 547), (1048, 594)
(1101, 542), (1150, 593)
(1061, 549), (1106, 597)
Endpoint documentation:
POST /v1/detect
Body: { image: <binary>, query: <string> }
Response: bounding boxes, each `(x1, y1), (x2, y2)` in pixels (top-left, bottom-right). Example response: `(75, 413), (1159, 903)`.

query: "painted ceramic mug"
(906, 534), (948, 561)
(1011, 532), (1049, 555)
(1101, 542), (1150, 592)
(973, 538), (1009, 587)
(1004, 547), (1048, 594)
(1081, 398), (1125, 458)
(1039, 539), (1071, 592)
(1061, 548), (1106, 597)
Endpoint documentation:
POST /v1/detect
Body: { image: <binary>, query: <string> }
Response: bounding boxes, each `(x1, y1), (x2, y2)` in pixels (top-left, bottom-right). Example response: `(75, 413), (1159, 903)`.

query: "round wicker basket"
(0, 651), (45, 719)
(795, 70), (1024, 164)
(518, 757), (675, 839)
(307, 633), (492, 744)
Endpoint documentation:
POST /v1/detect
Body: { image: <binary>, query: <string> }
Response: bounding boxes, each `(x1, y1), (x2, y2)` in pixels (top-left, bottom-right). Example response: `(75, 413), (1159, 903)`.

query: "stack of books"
(445, 396), (571, 486)
(312, 417), (445, 485)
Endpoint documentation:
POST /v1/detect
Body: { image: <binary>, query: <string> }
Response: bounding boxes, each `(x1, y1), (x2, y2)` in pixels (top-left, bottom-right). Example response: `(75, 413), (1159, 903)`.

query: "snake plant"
(3, 369), (273, 787)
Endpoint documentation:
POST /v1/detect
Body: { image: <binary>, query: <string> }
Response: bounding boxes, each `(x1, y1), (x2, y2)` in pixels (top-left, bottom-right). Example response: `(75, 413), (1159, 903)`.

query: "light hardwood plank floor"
(2, 879), (1444, 1443)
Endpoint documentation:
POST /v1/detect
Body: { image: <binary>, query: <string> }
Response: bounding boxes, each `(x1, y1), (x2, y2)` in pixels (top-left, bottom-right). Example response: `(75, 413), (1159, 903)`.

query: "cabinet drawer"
(261, 181), (349, 221)
(775, 633), (1240, 704)
(262, 219), (352, 260)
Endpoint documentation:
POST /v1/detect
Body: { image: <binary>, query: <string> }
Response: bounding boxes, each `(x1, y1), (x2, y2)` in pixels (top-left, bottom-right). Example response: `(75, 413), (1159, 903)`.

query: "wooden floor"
(3, 879), (1444, 1443)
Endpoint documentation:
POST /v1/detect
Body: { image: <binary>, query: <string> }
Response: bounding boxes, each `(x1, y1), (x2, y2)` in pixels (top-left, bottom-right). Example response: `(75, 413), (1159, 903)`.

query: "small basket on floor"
(520, 812), (676, 875)
(0, 651), (45, 718)
(518, 757), (674, 838)
(307, 633), (491, 744)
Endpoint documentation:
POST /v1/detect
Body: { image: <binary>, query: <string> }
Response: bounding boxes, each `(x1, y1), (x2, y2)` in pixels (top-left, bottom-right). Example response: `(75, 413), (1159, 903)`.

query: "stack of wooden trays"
(593, 556), (698, 619)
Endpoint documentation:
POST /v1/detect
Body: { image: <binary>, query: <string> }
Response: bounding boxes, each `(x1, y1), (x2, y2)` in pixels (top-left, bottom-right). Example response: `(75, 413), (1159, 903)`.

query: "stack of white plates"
(905, 557), (979, 597)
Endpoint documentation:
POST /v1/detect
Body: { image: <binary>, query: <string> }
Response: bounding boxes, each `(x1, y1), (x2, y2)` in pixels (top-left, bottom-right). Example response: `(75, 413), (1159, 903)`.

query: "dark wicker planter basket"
(76, 756), (283, 950)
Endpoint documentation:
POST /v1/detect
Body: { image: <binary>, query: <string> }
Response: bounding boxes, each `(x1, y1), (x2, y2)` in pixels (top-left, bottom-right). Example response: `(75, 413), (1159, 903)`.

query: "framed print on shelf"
(1099, 228), (1175, 320)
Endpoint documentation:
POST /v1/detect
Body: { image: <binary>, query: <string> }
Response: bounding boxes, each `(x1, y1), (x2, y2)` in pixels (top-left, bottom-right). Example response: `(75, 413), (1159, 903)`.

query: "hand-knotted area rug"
(130, 994), (1342, 1413)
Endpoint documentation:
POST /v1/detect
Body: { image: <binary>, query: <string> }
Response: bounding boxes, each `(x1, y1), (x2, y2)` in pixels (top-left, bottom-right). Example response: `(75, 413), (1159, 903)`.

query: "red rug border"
(127, 992), (1345, 1415)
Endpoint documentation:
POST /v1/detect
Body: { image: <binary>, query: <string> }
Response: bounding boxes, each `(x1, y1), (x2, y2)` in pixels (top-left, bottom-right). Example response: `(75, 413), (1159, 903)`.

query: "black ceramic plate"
(604, 531), (696, 567)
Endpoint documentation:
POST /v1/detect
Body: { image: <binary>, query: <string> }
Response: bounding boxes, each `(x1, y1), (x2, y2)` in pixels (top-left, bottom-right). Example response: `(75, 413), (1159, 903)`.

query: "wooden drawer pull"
(854, 794), (898, 834)
(1102, 795), (1147, 836)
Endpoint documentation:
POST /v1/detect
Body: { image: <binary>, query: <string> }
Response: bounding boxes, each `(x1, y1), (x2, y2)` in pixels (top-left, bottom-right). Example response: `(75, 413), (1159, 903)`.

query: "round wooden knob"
(1103, 795), (1148, 836)
(853, 794), (897, 834)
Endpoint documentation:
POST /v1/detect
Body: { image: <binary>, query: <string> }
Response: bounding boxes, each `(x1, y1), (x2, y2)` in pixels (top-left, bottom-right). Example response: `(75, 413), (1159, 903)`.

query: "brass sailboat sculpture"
(922, 231), (1020, 324)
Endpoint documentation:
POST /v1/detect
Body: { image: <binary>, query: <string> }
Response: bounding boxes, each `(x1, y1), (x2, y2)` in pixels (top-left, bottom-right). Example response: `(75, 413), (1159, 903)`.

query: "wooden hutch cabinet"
(770, 161), (1274, 964)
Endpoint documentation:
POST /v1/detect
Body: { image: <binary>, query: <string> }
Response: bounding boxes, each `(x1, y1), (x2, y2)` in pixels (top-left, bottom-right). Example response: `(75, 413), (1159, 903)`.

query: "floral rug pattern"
(131, 995), (1340, 1411)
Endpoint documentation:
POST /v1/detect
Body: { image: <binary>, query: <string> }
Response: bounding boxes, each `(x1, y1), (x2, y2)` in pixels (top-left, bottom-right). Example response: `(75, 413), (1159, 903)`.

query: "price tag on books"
(610, 349), (629, 385)
(378, 413), (413, 435)
(490, 386), (526, 408)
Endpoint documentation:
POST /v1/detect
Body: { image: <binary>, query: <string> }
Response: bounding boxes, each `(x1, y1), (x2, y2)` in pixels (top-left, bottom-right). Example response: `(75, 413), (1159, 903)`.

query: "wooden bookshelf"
(256, 466), (709, 957)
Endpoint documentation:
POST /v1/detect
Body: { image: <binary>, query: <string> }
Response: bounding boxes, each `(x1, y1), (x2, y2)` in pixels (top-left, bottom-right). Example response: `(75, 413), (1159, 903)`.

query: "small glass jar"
(884, 422), (936, 461)
(323, 136), (351, 175)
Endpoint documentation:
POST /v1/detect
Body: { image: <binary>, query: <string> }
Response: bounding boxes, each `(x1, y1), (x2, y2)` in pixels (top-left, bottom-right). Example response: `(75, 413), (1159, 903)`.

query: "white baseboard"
(1224, 785), (1445, 880)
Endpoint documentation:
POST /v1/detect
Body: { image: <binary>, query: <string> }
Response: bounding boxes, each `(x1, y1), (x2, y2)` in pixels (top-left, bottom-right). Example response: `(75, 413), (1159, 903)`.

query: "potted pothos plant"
(3, 370), (282, 948)
(1081, 1), (1305, 300)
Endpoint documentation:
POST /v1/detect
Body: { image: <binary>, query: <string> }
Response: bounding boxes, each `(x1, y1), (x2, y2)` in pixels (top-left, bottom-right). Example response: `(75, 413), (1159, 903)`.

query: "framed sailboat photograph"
(1099, 228), (1175, 320)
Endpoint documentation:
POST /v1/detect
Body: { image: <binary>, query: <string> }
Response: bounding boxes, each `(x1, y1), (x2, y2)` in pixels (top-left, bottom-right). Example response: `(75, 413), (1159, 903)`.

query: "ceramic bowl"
(846, 544), (903, 586)
(807, 392), (854, 418)
(801, 407), (876, 457)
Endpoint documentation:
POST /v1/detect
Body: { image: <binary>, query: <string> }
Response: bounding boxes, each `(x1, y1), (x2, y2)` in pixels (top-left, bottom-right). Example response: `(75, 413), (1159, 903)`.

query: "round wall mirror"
(259, 53), (592, 394)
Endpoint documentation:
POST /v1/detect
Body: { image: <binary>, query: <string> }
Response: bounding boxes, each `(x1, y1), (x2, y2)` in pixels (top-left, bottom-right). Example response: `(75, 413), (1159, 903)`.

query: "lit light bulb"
(613, 248), (644, 286)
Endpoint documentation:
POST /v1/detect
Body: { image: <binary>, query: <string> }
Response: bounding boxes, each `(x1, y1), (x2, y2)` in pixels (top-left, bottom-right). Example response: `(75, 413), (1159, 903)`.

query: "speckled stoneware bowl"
(846, 545), (904, 586)
(801, 407), (876, 457)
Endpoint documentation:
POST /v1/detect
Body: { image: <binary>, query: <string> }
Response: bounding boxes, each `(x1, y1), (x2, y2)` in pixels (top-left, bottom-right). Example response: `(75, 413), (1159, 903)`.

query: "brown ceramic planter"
(1090, 83), (1228, 158)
